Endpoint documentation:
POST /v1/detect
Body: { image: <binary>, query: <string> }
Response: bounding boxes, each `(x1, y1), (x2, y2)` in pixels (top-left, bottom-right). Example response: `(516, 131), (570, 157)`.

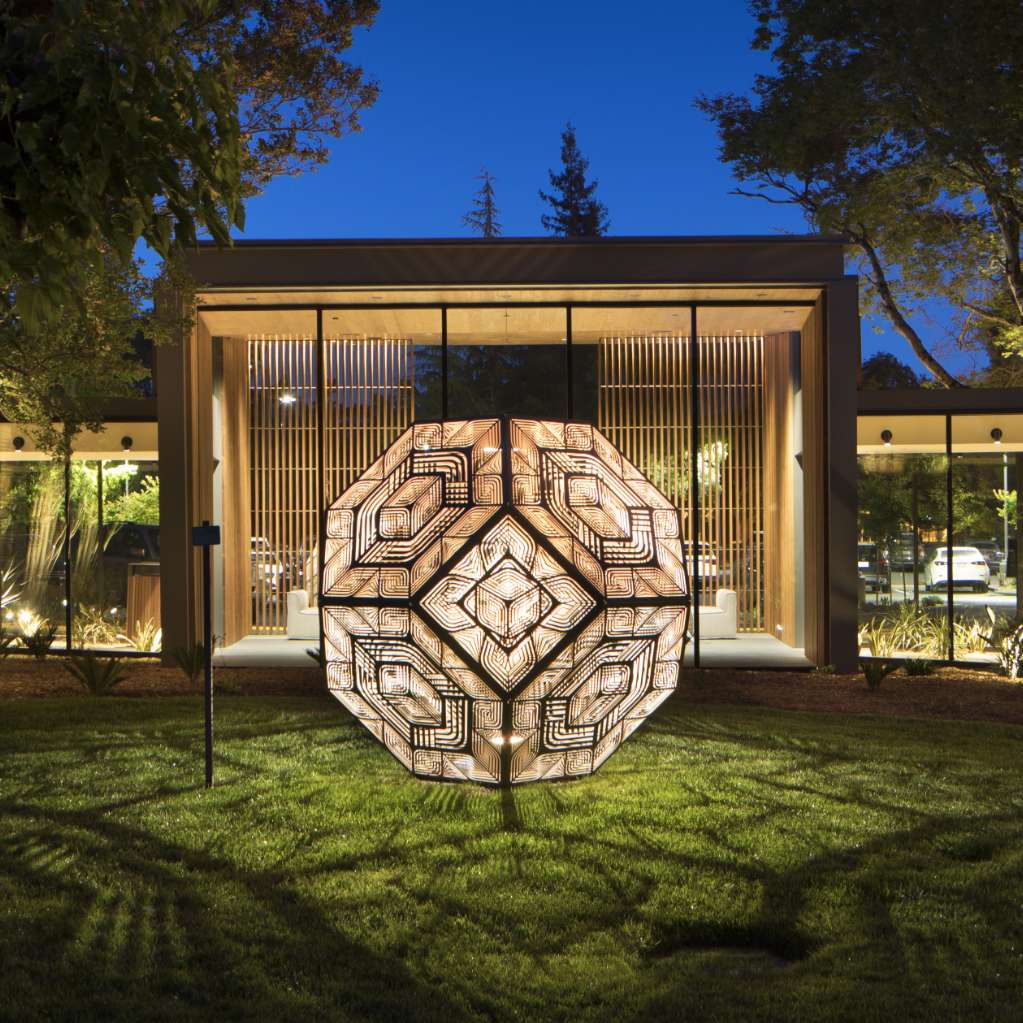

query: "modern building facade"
(7, 236), (1015, 671)
(158, 236), (861, 671)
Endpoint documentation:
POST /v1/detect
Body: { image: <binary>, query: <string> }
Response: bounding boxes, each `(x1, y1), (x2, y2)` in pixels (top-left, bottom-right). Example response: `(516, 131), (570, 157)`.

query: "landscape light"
(279, 393), (297, 405)
(321, 418), (690, 786)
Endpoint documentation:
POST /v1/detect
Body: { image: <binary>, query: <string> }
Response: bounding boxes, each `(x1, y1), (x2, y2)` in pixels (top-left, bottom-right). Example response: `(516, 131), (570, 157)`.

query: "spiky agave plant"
(64, 654), (132, 695)
(860, 658), (899, 691)
(999, 626), (1023, 679)
(171, 643), (206, 688)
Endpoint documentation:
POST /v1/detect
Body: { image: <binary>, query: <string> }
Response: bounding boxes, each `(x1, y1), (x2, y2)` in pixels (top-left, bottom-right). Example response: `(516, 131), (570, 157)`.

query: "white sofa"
(286, 590), (320, 640)
(697, 588), (737, 639)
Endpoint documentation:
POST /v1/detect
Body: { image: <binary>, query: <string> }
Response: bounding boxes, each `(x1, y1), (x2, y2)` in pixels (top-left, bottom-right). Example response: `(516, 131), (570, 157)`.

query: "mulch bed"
(2, 657), (1023, 728)
(677, 666), (1023, 727)
(0, 658), (324, 700)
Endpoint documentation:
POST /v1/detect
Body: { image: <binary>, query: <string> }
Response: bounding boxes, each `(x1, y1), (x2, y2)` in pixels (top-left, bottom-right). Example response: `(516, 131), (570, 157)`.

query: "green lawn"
(1, 695), (1022, 1022)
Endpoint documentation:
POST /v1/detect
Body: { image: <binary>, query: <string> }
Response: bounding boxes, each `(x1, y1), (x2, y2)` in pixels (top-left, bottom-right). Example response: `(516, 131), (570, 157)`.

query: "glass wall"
(951, 415), (1023, 663)
(222, 300), (817, 668)
(446, 307), (568, 419)
(0, 425), (160, 653)
(856, 416), (948, 660)
(856, 412), (1023, 664)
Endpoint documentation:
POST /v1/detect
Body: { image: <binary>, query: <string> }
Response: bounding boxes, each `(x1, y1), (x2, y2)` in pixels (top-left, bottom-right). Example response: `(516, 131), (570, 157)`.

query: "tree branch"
(961, 301), (1018, 329)
(855, 231), (965, 387)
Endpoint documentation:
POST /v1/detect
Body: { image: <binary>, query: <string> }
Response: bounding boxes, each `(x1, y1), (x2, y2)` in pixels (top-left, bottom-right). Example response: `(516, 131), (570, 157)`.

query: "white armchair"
(697, 588), (737, 640)
(286, 590), (320, 640)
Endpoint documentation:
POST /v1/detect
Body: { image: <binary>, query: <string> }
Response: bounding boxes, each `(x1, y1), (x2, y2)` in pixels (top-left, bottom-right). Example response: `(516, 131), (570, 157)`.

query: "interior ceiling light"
(321, 418), (691, 786)
(991, 427), (1003, 444)
(121, 435), (133, 452)
(881, 429), (893, 446)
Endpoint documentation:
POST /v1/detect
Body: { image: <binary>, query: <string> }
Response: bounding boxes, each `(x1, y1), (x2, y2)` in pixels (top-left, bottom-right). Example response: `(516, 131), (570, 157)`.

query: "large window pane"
(73, 458), (161, 652)
(857, 415), (947, 660)
(446, 307), (567, 419)
(0, 455), (65, 646)
(951, 414), (1023, 664)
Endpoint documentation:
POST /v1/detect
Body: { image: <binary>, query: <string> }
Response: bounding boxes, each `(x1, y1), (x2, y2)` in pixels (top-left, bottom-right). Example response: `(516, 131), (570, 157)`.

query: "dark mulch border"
(2, 659), (1023, 728)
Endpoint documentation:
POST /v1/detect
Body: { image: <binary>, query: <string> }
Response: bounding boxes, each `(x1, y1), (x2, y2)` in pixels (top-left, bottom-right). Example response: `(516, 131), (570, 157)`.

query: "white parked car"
(924, 546), (990, 593)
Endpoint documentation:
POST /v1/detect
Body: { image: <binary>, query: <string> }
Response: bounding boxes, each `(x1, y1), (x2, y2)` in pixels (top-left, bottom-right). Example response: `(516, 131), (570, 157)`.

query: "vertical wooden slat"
(597, 329), (766, 632)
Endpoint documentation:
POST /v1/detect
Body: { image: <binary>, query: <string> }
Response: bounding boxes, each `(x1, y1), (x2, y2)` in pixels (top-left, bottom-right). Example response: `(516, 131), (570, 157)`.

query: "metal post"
(441, 307), (448, 419)
(63, 448), (72, 651)
(1003, 452), (1009, 587)
(202, 535), (213, 788)
(192, 520), (220, 789)
(689, 306), (700, 668)
(945, 415), (954, 663)
(316, 309), (326, 659)
(565, 306), (573, 419)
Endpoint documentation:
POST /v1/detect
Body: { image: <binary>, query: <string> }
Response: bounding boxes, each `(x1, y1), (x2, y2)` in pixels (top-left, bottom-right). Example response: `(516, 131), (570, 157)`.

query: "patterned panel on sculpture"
(323, 605), (502, 784)
(510, 418), (688, 600)
(323, 417), (690, 785)
(322, 419), (503, 599)
(418, 515), (597, 693)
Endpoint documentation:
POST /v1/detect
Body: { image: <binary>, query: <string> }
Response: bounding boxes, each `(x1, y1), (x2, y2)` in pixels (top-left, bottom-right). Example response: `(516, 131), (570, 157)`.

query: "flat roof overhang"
(188, 235), (847, 338)
(186, 234), (848, 291)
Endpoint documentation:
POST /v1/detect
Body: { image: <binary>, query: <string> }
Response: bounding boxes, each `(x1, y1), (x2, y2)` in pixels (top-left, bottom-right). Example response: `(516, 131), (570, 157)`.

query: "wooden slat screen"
(323, 335), (415, 501)
(248, 335), (319, 633)
(244, 335), (414, 634)
(597, 334), (765, 631)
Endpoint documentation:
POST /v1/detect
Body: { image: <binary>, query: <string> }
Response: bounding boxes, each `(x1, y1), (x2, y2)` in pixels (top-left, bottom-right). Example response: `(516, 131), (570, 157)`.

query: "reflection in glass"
(951, 451), (1019, 663)
(446, 307), (567, 420)
(856, 411), (951, 660)
(0, 460), (65, 643)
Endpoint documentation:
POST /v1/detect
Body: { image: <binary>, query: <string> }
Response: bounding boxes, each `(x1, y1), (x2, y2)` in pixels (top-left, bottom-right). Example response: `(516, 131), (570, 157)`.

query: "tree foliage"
(0, 252), (194, 459)
(539, 123), (609, 237)
(463, 168), (501, 238)
(697, 0), (1023, 388)
(860, 352), (920, 390)
(0, 0), (378, 327)
(195, 0), (380, 193)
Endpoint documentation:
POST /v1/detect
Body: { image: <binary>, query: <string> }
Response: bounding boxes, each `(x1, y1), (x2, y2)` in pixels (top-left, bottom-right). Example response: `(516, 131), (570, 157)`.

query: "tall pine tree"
(463, 169), (502, 238)
(539, 124), (609, 237)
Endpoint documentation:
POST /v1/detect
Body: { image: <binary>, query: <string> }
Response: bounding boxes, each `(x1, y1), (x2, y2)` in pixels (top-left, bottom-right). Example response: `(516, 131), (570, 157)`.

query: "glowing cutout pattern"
(322, 418), (690, 785)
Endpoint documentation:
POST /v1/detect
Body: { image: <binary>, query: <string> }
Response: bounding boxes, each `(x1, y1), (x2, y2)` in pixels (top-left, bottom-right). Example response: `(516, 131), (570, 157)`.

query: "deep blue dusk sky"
(232, 0), (975, 378)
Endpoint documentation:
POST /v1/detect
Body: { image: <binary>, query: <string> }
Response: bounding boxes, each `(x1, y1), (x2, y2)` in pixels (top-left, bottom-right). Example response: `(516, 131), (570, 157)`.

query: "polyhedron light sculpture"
(321, 418), (690, 785)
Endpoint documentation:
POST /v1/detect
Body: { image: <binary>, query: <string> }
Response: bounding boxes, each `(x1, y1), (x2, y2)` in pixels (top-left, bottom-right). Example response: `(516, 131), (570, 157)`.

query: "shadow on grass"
(3, 700), (1023, 1021)
(0, 795), (471, 1023)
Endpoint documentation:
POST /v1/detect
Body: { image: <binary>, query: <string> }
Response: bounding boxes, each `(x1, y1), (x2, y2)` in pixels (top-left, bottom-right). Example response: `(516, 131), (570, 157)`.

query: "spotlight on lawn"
(320, 418), (690, 786)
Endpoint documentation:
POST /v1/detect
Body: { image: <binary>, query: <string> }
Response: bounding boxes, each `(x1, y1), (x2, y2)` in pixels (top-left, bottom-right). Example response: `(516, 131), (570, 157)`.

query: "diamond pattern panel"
(322, 418), (690, 785)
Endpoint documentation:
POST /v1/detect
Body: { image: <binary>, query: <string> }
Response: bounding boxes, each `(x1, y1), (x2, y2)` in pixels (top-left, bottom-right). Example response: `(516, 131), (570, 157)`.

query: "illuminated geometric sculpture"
(321, 418), (690, 785)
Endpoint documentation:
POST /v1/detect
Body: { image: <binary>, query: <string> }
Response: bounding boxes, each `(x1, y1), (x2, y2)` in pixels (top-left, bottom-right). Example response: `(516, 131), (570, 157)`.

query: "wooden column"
(800, 305), (827, 663)
(220, 337), (250, 645)
(762, 333), (799, 646)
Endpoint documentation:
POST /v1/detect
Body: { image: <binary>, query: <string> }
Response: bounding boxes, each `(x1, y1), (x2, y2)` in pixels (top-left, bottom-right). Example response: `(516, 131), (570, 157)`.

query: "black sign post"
(191, 521), (221, 789)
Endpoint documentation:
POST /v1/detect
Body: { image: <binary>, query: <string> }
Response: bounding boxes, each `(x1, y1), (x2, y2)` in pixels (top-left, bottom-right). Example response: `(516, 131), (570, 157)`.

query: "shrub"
(997, 624), (1023, 680)
(0, 634), (17, 658)
(171, 644), (207, 688)
(858, 617), (899, 657)
(903, 658), (934, 677)
(861, 658), (898, 691)
(72, 604), (120, 647)
(21, 623), (57, 659)
(64, 654), (132, 695)
(117, 618), (162, 653)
